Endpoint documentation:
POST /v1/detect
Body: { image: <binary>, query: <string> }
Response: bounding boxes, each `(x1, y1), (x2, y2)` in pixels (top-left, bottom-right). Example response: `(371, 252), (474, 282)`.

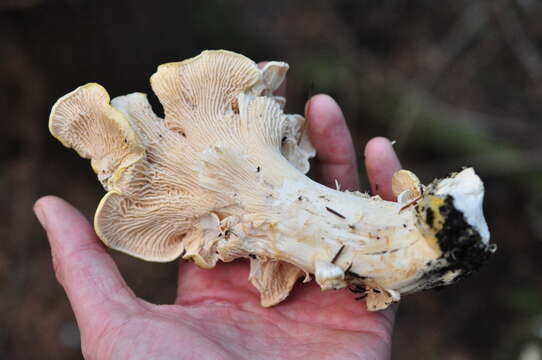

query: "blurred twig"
(493, 0), (542, 95)
(390, 1), (491, 149)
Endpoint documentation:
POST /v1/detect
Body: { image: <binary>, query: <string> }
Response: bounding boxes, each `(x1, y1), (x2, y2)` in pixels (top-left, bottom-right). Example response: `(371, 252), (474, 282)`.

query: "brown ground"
(1, 1), (542, 359)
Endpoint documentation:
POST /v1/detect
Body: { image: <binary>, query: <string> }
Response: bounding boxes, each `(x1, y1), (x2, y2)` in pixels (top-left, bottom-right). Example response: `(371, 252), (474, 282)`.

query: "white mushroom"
(49, 50), (496, 311)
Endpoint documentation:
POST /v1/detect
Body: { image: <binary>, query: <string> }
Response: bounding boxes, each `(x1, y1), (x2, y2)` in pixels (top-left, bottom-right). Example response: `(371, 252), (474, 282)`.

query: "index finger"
(306, 94), (360, 191)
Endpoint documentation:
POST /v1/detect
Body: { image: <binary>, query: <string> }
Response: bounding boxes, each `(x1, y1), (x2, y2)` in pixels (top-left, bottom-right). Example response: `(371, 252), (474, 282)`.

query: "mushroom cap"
(49, 50), (315, 262)
(49, 83), (145, 189)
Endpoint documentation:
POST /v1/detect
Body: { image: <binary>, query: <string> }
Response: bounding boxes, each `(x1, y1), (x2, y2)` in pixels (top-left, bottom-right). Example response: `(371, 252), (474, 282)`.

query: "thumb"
(34, 196), (142, 331)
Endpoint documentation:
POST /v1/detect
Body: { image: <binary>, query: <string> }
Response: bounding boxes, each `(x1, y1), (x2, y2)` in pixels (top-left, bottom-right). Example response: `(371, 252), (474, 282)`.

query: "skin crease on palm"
(34, 72), (403, 359)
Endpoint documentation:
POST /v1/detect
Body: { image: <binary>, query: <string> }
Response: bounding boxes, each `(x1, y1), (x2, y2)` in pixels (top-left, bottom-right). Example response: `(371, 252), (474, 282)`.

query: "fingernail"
(33, 205), (48, 231)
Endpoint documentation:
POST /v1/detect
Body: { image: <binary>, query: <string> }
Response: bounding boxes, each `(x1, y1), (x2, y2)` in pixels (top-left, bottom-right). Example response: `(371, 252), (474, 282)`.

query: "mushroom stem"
(200, 145), (493, 310)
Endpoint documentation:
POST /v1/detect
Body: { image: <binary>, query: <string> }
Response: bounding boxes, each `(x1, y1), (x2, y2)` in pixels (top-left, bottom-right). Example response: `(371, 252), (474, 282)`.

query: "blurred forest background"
(1, 0), (542, 359)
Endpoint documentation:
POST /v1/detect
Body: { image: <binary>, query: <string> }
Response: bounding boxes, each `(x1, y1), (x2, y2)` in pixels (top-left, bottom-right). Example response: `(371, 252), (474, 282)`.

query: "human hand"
(34, 94), (401, 360)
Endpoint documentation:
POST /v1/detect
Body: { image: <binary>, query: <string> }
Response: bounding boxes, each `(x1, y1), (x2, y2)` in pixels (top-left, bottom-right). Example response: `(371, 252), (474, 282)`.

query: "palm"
(90, 262), (393, 359)
(35, 95), (402, 359)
